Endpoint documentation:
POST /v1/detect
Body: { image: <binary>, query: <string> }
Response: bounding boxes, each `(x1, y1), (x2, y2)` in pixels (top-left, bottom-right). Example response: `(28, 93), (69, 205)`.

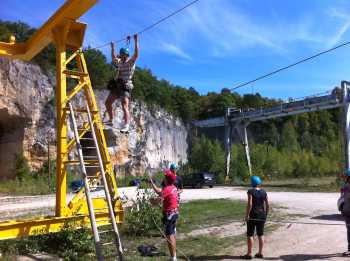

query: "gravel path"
(1, 186), (346, 260)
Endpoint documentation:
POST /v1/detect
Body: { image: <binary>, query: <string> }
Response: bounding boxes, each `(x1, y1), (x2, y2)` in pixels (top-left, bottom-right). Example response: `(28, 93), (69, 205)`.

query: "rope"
(150, 211), (192, 261)
(88, 0), (201, 50)
(231, 40), (350, 91)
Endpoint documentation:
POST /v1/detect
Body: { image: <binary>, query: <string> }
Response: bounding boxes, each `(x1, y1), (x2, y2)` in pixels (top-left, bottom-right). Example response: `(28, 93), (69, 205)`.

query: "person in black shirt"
(241, 176), (269, 260)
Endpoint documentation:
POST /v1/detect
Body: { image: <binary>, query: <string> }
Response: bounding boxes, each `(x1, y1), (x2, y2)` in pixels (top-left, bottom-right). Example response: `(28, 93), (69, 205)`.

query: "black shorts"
(247, 220), (265, 237)
(163, 213), (179, 236)
(107, 79), (131, 99)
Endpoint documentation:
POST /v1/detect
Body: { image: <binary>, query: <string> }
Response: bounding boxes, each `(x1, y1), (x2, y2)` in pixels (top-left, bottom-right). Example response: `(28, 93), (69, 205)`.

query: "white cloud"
(159, 42), (192, 61)
(326, 8), (350, 47)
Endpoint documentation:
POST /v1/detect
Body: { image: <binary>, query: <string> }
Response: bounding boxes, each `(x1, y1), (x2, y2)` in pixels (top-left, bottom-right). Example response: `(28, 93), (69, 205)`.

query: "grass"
(0, 172), (77, 196)
(178, 199), (246, 232)
(230, 176), (341, 193)
(0, 199), (283, 261)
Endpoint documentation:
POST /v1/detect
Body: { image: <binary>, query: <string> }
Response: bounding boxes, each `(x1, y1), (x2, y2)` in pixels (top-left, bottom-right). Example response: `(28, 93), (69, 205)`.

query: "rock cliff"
(0, 58), (188, 179)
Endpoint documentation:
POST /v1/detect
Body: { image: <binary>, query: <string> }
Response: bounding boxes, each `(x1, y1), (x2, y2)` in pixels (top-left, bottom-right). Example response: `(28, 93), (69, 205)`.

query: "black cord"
(231, 41), (350, 91)
(89, 0), (201, 50)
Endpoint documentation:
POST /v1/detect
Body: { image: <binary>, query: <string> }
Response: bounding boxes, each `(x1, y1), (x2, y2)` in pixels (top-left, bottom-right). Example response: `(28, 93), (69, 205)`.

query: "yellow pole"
(53, 25), (68, 217)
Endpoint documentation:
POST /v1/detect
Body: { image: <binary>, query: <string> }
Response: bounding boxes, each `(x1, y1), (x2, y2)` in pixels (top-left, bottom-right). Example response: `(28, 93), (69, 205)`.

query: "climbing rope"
(150, 211), (192, 261)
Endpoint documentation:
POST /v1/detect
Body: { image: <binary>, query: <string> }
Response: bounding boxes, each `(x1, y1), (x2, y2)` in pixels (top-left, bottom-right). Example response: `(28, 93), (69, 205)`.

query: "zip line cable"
(89, 0), (201, 50)
(231, 40), (350, 91)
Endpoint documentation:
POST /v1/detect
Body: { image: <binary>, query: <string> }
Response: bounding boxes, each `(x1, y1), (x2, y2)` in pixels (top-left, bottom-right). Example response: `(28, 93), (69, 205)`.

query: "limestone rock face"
(0, 58), (188, 178)
(0, 58), (54, 178)
(93, 91), (189, 176)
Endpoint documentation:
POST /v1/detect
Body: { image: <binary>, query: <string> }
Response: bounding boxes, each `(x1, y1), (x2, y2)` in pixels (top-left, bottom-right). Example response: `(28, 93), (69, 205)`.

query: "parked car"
(183, 172), (216, 188)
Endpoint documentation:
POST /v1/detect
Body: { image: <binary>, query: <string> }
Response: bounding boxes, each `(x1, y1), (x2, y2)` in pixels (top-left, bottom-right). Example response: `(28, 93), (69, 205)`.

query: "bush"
(124, 188), (162, 236)
(0, 224), (95, 261)
(14, 154), (31, 182)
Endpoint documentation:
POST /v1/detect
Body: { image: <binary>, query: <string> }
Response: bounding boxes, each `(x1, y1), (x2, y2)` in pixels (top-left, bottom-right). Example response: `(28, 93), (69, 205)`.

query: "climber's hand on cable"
(110, 42), (115, 48)
(134, 34), (138, 41)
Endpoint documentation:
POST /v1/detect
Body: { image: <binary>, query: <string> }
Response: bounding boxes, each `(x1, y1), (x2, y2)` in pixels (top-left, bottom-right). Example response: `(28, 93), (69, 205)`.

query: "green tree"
(84, 48), (114, 89)
(279, 121), (299, 152)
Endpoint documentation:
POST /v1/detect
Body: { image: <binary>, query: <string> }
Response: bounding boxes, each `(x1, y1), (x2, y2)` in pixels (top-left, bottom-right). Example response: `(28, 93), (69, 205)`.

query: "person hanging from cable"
(340, 170), (350, 256)
(104, 34), (139, 133)
(149, 169), (179, 261)
(240, 176), (269, 260)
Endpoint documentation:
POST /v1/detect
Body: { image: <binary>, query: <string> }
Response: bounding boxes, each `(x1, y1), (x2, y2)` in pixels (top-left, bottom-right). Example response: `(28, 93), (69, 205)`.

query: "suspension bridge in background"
(194, 81), (350, 181)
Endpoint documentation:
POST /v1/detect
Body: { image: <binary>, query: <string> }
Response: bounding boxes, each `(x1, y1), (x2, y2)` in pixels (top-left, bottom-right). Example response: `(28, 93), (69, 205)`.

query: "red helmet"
(164, 169), (176, 184)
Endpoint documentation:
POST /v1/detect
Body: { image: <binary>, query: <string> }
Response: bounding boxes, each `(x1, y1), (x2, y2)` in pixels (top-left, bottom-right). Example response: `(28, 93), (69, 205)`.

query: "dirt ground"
(1, 186), (347, 260)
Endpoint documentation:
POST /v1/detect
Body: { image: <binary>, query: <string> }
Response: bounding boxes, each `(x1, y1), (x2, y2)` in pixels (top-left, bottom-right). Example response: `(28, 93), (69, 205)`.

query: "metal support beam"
(53, 24), (69, 217)
(236, 122), (252, 176)
(224, 122), (232, 183)
(343, 81), (350, 170)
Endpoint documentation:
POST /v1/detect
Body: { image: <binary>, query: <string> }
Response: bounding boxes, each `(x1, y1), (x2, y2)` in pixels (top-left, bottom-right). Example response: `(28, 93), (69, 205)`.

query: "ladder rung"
(96, 219), (111, 223)
(63, 69), (88, 77)
(90, 185), (104, 189)
(87, 178), (99, 181)
(80, 138), (95, 140)
(64, 160), (99, 165)
(99, 230), (114, 234)
(101, 242), (115, 246)
(83, 156), (98, 158)
(94, 207), (108, 211)
(82, 147), (97, 149)
(94, 211), (110, 215)
(64, 108), (99, 113)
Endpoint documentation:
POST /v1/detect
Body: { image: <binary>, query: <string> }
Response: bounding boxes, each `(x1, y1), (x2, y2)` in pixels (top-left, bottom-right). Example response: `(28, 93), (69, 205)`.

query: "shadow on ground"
(279, 253), (342, 261)
(189, 255), (279, 260)
(311, 214), (343, 221)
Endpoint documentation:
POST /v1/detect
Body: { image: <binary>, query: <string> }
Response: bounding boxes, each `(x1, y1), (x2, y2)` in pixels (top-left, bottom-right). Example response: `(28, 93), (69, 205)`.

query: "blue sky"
(2, 0), (350, 100)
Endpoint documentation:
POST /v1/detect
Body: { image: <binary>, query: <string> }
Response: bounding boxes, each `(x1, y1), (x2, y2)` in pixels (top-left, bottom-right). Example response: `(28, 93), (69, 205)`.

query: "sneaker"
(120, 123), (130, 133)
(343, 251), (350, 257)
(255, 253), (264, 258)
(168, 258), (177, 261)
(240, 255), (252, 260)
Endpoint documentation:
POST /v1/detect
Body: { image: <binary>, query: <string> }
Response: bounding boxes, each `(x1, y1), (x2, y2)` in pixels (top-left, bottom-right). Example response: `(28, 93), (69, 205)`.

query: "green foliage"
(190, 136), (225, 181)
(84, 48), (114, 89)
(124, 188), (162, 236)
(0, 224), (95, 260)
(14, 154), (31, 182)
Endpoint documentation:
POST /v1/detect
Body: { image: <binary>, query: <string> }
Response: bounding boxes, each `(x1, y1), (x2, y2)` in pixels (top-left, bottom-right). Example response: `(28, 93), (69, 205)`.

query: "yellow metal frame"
(0, 0), (124, 240)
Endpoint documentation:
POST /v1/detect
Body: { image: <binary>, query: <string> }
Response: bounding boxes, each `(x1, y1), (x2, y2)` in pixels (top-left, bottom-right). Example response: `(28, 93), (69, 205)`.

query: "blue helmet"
(250, 176), (262, 187)
(345, 169), (350, 177)
(119, 47), (129, 56)
(170, 163), (177, 170)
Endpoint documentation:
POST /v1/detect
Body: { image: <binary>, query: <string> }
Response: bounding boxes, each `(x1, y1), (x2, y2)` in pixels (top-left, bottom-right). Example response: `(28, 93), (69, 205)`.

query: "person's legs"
(257, 236), (264, 255)
(256, 221), (265, 256)
(166, 234), (176, 258)
(247, 236), (253, 255)
(345, 216), (350, 252)
(244, 221), (254, 257)
(104, 93), (118, 121)
(164, 214), (178, 260)
(121, 96), (130, 125)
